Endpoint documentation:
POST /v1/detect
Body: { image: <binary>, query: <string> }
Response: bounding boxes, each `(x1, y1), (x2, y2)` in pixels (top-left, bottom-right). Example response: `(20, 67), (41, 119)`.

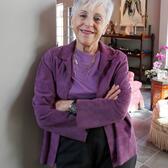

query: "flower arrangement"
(145, 45), (168, 79)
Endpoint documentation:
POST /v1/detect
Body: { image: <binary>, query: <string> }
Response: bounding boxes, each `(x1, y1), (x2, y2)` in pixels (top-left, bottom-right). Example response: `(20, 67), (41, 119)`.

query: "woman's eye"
(79, 14), (87, 18)
(94, 16), (102, 22)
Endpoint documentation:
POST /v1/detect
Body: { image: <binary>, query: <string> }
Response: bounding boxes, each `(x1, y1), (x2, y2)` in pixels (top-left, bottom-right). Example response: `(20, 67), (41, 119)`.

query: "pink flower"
(153, 61), (162, 69)
(155, 53), (166, 61)
(160, 45), (168, 50)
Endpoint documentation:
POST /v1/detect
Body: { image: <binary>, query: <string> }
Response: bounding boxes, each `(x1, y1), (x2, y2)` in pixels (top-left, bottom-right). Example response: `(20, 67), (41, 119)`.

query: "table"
(151, 78), (168, 109)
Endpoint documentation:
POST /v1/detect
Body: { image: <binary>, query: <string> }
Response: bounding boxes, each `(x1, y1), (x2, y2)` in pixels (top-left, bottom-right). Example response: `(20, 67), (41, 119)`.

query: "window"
(159, 0), (168, 68)
(166, 27), (168, 67)
(67, 7), (75, 43)
(56, 3), (64, 46)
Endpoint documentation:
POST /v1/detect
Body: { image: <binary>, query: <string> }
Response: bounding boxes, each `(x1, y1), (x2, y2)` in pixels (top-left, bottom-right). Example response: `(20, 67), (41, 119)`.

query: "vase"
(157, 70), (167, 80)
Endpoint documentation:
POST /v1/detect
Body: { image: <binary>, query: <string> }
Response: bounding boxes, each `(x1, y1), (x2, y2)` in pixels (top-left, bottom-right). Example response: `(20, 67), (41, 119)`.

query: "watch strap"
(68, 100), (77, 116)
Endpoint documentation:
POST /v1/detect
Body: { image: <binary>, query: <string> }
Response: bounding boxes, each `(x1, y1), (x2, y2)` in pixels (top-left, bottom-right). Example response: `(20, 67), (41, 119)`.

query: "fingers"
(105, 84), (119, 98)
(105, 84), (121, 100)
(105, 84), (116, 98)
(107, 88), (121, 100)
(55, 101), (63, 111)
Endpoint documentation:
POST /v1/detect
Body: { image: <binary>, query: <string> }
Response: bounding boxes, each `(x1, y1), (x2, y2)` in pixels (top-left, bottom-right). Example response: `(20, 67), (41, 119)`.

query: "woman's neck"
(76, 41), (98, 55)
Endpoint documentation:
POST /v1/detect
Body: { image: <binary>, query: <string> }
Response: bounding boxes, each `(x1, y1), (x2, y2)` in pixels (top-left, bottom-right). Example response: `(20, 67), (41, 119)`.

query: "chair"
(128, 71), (144, 112)
(149, 99), (168, 151)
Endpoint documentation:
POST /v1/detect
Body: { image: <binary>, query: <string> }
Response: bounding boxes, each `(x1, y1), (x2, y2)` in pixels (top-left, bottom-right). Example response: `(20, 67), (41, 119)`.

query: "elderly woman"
(32, 0), (137, 167)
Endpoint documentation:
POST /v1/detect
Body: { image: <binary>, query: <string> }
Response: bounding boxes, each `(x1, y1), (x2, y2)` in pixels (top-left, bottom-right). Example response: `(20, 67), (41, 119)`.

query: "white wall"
(0, 0), (56, 168)
(147, 0), (161, 53)
(159, 0), (168, 67)
(159, 0), (168, 47)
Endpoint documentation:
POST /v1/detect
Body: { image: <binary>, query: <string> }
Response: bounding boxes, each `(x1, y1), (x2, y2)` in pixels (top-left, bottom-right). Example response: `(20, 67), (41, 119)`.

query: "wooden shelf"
(116, 51), (152, 58)
(102, 33), (153, 40)
(102, 33), (155, 81)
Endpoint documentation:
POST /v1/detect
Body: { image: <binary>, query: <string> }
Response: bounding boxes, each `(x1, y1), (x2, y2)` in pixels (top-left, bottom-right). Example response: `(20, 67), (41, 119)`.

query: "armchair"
(128, 71), (144, 112)
(149, 99), (168, 151)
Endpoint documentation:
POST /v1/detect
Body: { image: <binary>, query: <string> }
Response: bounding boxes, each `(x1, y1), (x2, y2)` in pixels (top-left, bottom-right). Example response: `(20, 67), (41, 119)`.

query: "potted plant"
(145, 45), (168, 80)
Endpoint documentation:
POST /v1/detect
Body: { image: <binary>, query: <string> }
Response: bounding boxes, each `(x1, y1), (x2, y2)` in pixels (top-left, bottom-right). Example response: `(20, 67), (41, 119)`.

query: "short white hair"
(72, 0), (114, 24)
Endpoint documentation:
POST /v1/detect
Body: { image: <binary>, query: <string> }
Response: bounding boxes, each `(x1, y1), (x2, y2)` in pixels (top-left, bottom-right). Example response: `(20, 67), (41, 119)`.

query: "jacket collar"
(59, 40), (114, 61)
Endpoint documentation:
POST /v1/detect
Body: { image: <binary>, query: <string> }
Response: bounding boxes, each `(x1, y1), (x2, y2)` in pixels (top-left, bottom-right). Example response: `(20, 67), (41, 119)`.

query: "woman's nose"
(85, 16), (94, 26)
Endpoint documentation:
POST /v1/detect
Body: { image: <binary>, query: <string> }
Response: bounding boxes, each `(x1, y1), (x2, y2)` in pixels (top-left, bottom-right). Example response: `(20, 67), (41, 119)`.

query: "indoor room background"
(0, 0), (166, 168)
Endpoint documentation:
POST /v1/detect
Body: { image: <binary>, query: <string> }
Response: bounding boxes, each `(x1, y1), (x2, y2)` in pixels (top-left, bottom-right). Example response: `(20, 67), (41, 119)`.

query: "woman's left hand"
(105, 84), (121, 100)
(55, 100), (73, 112)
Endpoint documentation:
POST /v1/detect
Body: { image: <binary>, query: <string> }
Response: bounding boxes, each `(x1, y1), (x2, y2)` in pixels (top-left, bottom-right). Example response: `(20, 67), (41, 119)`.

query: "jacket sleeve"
(76, 53), (131, 129)
(32, 50), (87, 141)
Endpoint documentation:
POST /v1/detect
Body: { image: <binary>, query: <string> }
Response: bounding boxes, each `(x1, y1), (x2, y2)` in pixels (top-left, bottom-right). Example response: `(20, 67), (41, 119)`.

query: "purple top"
(69, 49), (100, 99)
(32, 41), (137, 167)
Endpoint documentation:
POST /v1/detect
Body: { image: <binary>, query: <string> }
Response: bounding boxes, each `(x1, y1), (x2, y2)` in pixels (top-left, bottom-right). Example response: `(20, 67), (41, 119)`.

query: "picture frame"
(120, 0), (147, 27)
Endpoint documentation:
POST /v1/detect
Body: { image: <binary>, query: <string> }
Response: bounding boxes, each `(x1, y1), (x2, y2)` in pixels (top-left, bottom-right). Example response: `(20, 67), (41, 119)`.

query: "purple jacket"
(32, 41), (137, 167)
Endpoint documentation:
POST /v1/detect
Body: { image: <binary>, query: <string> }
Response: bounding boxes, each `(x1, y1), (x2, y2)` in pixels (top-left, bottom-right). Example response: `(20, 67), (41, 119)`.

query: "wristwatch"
(68, 100), (77, 116)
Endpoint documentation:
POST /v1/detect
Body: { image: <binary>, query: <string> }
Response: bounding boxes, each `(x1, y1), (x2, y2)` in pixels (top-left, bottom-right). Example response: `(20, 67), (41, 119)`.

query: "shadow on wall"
(7, 4), (56, 168)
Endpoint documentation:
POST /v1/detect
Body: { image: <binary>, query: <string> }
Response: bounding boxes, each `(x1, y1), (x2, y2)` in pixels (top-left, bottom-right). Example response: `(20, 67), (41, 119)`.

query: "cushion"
(149, 100), (168, 151)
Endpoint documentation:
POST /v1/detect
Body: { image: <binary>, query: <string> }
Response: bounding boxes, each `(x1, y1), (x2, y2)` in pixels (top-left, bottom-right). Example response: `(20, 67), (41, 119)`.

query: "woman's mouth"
(80, 29), (94, 35)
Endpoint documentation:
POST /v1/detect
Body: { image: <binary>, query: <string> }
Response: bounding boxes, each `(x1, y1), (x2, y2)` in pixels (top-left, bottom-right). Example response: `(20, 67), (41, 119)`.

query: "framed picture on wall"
(120, 0), (147, 27)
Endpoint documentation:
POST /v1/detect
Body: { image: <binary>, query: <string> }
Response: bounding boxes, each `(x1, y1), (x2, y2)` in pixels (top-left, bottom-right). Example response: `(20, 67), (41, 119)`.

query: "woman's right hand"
(105, 84), (121, 100)
(55, 100), (73, 112)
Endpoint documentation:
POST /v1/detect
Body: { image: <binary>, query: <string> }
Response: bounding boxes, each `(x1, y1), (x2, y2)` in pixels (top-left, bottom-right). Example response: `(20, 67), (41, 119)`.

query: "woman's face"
(72, 4), (108, 48)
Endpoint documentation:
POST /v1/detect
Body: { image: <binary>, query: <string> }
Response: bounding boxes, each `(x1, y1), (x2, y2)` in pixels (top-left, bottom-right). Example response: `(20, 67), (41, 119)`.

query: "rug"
(129, 108), (152, 120)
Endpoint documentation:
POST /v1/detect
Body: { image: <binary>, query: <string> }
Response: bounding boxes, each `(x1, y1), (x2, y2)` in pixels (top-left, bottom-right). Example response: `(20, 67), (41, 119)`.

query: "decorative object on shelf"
(120, 0), (147, 27)
(145, 45), (168, 80)
(124, 24), (134, 35)
(106, 20), (116, 34)
(102, 33), (154, 81)
(114, 22), (121, 34)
